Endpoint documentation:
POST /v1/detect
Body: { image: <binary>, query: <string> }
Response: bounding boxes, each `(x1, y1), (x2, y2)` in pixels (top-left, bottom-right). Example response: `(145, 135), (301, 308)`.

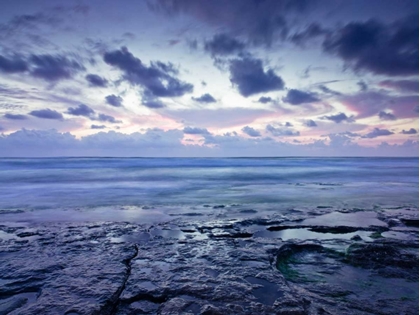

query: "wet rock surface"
(0, 207), (418, 315)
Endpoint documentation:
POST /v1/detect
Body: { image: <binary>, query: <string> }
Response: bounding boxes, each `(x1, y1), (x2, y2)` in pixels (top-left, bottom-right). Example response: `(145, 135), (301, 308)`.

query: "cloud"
(0, 55), (28, 73)
(0, 128), (418, 157)
(103, 47), (193, 97)
(266, 124), (299, 136)
(183, 126), (210, 135)
(304, 119), (317, 127)
(192, 93), (216, 103)
(378, 80), (419, 93)
(97, 113), (121, 124)
(257, 96), (273, 104)
(29, 54), (85, 81)
(318, 85), (342, 96)
(204, 33), (245, 56)
(4, 113), (27, 120)
(151, 61), (179, 75)
(0, 13), (60, 35)
(323, 15), (419, 76)
(29, 109), (63, 120)
(378, 111), (396, 121)
(105, 94), (123, 107)
(67, 104), (95, 117)
(402, 128), (417, 135)
(91, 124), (106, 129)
(149, 0), (314, 47)
(357, 81), (368, 91)
(85, 74), (108, 87)
(283, 89), (319, 105)
(229, 57), (285, 97)
(66, 104), (120, 123)
(322, 113), (354, 123)
(163, 107), (273, 128)
(0, 128), (187, 156)
(363, 128), (394, 139)
(141, 93), (166, 109)
(290, 23), (328, 47)
(340, 91), (418, 119)
(285, 122), (293, 127)
(242, 126), (261, 137)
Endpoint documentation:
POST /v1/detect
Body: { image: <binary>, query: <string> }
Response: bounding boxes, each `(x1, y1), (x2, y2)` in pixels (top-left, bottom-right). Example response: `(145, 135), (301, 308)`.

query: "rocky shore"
(0, 206), (418, 315)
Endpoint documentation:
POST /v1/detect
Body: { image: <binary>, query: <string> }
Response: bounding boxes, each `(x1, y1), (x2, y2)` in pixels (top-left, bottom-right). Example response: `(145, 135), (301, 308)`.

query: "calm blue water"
(0, 157), (418, 220)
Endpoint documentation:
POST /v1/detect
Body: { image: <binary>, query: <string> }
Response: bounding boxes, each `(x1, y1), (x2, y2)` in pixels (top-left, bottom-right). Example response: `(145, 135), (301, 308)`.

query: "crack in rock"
(93, 244), (139, 315)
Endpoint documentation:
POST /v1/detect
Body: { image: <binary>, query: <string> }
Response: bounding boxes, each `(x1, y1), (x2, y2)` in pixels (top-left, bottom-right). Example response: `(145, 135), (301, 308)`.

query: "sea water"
(0, 157), (417, 222)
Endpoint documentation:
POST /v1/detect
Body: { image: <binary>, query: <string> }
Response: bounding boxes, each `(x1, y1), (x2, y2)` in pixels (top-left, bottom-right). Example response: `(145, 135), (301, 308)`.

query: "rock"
(159, 297), (190, 314)
(400, 218), (419, 227)
(0, 213), (418, 315)
(0, 295), (28, 315)
(200, 304), (222, 315)
(350, 235), (363, 241)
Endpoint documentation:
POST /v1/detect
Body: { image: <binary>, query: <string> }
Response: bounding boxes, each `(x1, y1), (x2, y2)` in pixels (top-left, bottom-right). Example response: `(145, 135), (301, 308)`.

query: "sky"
(0, 0), (418, 157)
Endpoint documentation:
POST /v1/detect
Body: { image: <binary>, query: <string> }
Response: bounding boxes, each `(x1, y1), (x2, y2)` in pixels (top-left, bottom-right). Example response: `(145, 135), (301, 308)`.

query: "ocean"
(0, 157), (418, 222)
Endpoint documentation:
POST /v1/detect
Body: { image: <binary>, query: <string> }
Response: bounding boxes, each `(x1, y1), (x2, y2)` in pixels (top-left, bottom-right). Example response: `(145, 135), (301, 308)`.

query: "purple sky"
(0, 0), (418, 156)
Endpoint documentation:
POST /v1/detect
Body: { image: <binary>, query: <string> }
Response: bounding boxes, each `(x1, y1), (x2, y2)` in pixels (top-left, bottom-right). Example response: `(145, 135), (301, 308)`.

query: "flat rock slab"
(0, 211), (418, 315)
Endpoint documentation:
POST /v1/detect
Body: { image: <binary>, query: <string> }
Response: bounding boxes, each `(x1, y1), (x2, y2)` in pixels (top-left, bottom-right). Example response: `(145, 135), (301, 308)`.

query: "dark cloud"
(357, 81), (368, 91)
(0, 55), (28, 73)
(229, 57), (285, 97)
(29, 108), (63, 120)
(4, 113), (27, 120)
(150, 0), (314, 47)
(402, 128), (417, 134)
(283, 89), (319, 105)
(105, 95), (123, 107)
(29, 54), (85, 81)
(379, 80), (419, 93)
(378, 111), (396, 121)
(242, 126), (261, 137)
(285, 122), (293, 127)
(258, 96), (273, 104)
(290, 23), (328, 47)
(318, 85), (342, 96)
(103, 47), (193, 97)
(363, 128), (394, 138)
(31, 55), (83, 79)
(85, 74), (108, 87)
(65, 103), (121, 123)
(323, 113), (355, 123)
(192, 93), (216, 103)
(266, 124), (299, 136)
(183, 127), (210, 135)
(67, 104), (95, 117)
(323, 15), (419, 76)
(151, 61), (179, 75)
(97, 114), (121, 123)
(204, 33), (245, 56)
(91, 124), (106, 129)
(304, 119), (317, 127)
(142, 95), (166, 109)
